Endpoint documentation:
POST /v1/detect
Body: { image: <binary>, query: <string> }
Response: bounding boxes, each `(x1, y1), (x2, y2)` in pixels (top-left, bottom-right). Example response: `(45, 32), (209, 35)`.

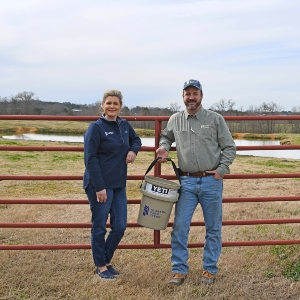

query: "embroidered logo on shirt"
(201, 125), (210, 128)
(105, 132), (114, 136)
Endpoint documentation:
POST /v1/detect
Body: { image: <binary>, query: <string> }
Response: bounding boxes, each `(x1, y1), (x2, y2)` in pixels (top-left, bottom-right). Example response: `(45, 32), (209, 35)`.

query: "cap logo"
(183, 79), (202, 90)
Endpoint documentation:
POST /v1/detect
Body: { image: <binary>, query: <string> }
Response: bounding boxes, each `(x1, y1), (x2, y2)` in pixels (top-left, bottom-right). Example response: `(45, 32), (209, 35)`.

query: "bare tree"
(121, 106), (130, 116)
(42, 103), (65, 115)
(210, 99), (236, 115)
(2, 92), (297, 135)
(259, 102), (283, 115)
(12, 92), (40, 115)
(247, 105), (259, 115)
(290, 106), (300, 133)
(258, 102), (283, 133)
(0, 97), (9, 114)
(169, 102), (181, 113)
(227, 99), (236, 111)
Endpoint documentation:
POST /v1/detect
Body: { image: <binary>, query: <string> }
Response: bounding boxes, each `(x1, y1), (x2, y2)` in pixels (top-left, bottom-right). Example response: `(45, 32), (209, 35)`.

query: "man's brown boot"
(201, 270), (215, 285)
(168, 273), (185, 286)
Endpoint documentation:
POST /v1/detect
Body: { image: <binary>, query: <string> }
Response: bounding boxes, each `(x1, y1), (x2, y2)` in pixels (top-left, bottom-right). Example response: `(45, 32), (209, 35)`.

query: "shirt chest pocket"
(193, 126), (217, 140)
(196, 128), (212, 138)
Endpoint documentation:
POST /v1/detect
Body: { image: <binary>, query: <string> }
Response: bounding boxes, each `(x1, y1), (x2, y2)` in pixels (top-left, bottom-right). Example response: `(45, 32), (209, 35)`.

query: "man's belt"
(180, 171), (214, 177)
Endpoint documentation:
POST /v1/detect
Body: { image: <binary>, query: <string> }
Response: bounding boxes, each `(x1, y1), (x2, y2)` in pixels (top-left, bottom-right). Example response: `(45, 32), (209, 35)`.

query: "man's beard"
(185, 101), (201, 111)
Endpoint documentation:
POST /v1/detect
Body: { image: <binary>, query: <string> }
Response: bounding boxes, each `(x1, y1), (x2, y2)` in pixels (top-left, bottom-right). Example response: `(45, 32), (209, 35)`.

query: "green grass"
(255, 225), (269, 234)
(270, 245), (299, 260)
(247, 159), (298, 169)
(243, 134), (274, 140)
(134, 128), (155, 137)
(283, 260), (300, 281)
(3, 154), (23, 161)
(3, 153), (41, 161)
(270, 245), (300, 281)
(0, 140), (20, 145)
(264, 269), (275, 278)
(290, 209), (300, 216)
(51, 153), (83, 162)
(0, 120), (92, 134)
(237, 157), (300, 171)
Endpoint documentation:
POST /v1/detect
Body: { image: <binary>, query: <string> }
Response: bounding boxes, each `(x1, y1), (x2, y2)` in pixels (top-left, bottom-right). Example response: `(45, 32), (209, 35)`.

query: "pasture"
(0, 137), (300, 299)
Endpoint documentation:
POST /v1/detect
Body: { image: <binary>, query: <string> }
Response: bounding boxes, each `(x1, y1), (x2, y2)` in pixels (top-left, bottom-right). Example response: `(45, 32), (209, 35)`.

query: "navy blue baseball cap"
(183, 79), (202, 90)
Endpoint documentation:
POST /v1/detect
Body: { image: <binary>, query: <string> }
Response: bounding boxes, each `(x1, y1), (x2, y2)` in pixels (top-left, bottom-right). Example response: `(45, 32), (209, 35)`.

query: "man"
(156, 79), (236, 285)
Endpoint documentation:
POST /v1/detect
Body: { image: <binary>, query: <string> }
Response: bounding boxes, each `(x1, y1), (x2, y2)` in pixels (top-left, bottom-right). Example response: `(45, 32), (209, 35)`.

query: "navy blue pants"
(85, 184), (127, 267)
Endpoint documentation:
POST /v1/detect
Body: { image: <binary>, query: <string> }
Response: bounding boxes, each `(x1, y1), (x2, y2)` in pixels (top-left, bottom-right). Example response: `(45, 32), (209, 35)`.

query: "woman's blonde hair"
(102, 89), (123, 106)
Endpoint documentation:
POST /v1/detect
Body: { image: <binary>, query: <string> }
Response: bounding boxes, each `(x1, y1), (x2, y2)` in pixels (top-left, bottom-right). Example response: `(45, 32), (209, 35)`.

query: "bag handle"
(143, 157), (181, 181)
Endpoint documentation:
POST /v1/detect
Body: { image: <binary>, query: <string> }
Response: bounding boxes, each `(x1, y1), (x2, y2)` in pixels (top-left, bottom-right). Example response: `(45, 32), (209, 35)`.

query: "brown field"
(0, 137), (300, 300)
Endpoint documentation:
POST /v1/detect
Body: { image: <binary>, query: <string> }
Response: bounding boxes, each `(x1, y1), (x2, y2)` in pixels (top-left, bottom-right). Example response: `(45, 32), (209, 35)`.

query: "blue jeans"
(171, 175), (223, 275)
(85, 184), (127, 267)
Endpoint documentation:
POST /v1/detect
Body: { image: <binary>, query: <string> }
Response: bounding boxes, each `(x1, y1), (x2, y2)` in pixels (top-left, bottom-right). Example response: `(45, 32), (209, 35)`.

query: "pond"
(2, 133), (300, 160)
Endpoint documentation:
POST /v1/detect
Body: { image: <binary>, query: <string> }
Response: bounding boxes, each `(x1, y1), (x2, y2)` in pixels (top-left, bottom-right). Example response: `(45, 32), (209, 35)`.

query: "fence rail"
(1, 114), (300, 250)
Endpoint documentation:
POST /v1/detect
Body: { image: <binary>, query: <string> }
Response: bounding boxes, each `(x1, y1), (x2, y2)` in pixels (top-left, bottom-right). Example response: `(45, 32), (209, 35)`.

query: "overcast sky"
(1, 0), (299, 111)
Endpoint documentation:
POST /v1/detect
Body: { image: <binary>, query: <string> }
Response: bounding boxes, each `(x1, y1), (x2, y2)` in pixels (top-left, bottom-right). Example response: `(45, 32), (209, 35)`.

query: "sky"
(0, 0), (299, 111)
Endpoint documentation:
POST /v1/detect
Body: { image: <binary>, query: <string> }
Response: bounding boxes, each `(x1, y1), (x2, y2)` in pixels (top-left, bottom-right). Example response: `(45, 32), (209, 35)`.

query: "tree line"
(1, 91), (300, 134)
(0, 91), (179, 116)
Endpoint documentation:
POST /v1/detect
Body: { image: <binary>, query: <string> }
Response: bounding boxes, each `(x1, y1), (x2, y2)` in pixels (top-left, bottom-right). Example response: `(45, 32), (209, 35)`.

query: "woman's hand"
(126, 151), (136, 164)
(96, 189), (107, 203)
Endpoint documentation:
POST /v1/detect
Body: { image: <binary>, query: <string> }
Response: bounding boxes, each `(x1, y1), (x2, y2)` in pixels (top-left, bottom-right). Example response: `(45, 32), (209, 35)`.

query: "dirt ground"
(0, 150), (300, 299)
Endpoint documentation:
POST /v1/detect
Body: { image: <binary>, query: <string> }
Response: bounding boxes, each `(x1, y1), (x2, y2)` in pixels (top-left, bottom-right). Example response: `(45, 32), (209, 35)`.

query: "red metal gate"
(1, 115), (300, 250)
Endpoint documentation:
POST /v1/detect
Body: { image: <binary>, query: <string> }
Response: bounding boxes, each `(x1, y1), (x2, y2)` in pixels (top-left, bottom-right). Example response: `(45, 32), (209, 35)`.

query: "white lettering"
(105, 132), (114, 136)
(151, 185), (169, 194)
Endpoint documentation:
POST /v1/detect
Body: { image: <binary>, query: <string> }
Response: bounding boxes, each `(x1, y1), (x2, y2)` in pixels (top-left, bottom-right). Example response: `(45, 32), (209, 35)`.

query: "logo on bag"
(151, 185), (169, 195)
(143, 205), (149, 216)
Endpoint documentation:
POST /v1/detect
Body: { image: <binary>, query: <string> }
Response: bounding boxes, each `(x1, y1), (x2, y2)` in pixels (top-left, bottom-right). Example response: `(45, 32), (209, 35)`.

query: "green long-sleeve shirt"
(159, 106), (236, 177)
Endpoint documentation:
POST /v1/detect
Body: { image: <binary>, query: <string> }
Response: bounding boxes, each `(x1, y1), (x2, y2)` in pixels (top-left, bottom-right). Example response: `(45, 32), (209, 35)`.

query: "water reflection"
(2, 133), (299, 159)
(3, 133), (84, 143)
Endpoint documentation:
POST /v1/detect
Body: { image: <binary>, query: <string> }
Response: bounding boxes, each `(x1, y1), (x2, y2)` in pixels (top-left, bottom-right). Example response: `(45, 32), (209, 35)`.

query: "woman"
(83, 89), (142, 280)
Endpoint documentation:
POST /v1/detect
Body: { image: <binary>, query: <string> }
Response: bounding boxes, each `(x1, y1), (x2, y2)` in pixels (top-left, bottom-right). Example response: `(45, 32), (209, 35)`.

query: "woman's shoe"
(95, 268), (116, 280)
(107, 265), (120, 276)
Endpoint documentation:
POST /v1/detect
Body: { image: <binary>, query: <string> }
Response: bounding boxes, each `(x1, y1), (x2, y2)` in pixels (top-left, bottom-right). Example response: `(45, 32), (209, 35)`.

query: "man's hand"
(205, 170), (223, 179)
(156, 147), (168, 162)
